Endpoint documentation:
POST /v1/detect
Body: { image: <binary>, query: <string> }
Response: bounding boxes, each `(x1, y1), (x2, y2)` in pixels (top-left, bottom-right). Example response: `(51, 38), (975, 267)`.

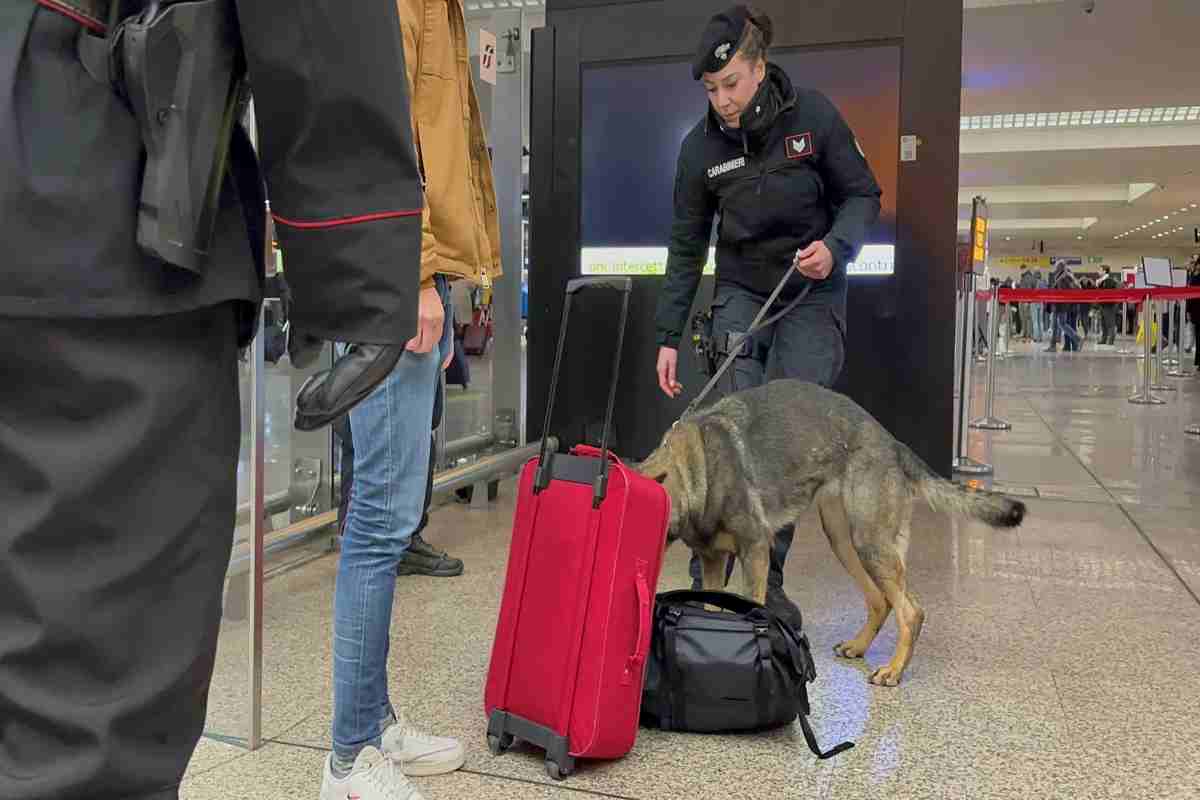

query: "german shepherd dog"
(638, 379), (1026, 687)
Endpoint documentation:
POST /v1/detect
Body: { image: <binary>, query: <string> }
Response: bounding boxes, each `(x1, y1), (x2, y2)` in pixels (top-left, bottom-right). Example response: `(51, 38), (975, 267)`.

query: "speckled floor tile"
(1051, 675), (1200, 800)
(191, 353), (1200, 799)
(182, 736), (249, 782)
(1122, 506), (1200, 598)
(181, 740), (596, 800)
(180, 741), (324, 799)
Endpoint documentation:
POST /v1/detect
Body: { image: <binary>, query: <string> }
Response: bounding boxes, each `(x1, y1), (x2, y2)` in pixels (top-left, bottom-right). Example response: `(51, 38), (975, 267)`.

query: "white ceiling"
(461, 0), (1200, 258)
(961, 0), (1200, 256)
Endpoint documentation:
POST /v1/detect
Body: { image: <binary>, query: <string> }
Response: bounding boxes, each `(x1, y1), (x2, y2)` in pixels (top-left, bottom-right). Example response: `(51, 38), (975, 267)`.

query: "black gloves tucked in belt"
(293, 343), (404, 431)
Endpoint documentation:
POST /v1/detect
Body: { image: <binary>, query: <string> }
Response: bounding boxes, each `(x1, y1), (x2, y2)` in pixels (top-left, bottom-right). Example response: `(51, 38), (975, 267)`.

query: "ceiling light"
(961, 106), (1200, 131)
(1076, 235), (1084, 240)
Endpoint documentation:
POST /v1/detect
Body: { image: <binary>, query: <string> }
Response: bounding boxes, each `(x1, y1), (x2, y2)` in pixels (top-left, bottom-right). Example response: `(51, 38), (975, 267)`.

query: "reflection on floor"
(187, 341), (1200, 799)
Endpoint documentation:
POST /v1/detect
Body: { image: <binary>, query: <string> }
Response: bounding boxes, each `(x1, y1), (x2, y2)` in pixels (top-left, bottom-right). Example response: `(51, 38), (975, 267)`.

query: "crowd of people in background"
(992, 256), (1200, 360)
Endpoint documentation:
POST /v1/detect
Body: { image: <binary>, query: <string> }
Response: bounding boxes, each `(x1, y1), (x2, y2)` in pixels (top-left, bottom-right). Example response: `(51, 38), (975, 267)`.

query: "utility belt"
(691, 309), (763, 377)
(679, 270), (814, 421)
(690, 271), (818, 377)
(38, 0), (249, 276)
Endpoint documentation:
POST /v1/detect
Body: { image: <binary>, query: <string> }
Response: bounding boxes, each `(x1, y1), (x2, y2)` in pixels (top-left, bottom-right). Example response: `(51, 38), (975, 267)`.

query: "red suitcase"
(484, 277), (671, 781)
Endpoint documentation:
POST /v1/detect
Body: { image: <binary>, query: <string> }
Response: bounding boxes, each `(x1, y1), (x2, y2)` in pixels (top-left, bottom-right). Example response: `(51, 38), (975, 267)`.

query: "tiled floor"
(188, 337), (1200, 800)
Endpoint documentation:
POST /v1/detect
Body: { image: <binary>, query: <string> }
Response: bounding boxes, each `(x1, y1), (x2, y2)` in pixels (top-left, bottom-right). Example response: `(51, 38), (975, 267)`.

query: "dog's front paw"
(868, 664), (904, 687)
(833, 640), (868, 659)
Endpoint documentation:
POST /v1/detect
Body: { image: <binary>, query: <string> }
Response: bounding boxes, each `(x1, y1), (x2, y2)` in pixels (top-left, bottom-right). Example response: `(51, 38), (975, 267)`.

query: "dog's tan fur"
(638, 380), (1025, 687)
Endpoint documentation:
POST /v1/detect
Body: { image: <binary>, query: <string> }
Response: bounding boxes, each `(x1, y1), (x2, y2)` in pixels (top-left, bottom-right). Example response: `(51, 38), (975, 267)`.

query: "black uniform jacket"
(1, 0), (425, 347)
(654, 63), (882, 348)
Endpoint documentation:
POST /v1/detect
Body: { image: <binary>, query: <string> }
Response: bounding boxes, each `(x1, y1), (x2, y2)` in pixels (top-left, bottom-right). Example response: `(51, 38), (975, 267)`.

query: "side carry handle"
(622, 561), (652, 686)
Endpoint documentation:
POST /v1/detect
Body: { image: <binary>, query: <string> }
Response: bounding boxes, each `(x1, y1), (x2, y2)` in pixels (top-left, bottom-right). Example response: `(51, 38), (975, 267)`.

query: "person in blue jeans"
(312, 2), (501, 796)
(327, 275), (464, 790)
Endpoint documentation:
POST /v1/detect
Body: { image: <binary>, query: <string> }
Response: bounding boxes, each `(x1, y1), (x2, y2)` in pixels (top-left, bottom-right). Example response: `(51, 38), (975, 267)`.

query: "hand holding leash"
(794, 241), (834, 280)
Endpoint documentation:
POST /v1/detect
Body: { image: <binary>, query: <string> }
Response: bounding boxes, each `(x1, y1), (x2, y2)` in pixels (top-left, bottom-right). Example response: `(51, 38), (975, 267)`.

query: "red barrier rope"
(976, 287), (1200, 304)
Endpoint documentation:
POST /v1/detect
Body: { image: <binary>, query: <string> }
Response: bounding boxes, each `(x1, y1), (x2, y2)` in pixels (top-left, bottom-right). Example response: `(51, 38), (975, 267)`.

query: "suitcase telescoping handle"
(534, 276), (633, 508)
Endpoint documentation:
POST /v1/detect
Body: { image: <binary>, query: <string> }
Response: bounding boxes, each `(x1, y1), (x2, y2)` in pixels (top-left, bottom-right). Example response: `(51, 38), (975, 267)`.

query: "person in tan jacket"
(319, 2), (503, 798)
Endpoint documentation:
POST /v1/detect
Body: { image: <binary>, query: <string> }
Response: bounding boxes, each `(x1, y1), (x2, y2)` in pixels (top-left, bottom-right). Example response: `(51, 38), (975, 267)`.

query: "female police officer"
(653, 5), (882, 626)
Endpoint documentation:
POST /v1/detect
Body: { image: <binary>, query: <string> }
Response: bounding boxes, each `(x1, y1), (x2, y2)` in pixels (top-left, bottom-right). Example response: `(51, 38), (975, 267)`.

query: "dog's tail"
(895, 442), (1026, 528)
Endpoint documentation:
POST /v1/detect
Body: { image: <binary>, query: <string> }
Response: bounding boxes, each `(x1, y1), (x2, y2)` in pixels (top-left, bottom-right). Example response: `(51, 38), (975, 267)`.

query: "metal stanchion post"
(1150, 295), (1175, 392)
(974, 296), (989, 362)
(954, 278), (964, 401)
(1130, 293), (1166, 405)
(970, 282), (1012, 431)
(953, 273), (992, 475)
(1163, 300), (1179, 366)
(1167, 300), (1192, 378)
(1117, 300), (1132, 354)
(996, 299), (1008, 360)
(246, 203), (269, 752)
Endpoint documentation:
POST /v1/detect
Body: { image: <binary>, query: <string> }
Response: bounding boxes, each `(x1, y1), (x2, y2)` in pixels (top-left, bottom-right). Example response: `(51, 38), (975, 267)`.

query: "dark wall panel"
(893, 0), (964, 477)
(529, 0), (962, 476)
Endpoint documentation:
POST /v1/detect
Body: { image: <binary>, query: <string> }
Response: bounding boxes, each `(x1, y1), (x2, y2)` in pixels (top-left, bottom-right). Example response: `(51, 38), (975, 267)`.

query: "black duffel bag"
(640, 590), (853, 759)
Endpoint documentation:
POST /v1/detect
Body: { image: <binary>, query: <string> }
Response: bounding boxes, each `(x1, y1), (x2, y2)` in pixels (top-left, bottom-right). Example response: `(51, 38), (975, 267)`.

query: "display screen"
(1142, 256), (1172, 287)
(579, 45), (901, 277)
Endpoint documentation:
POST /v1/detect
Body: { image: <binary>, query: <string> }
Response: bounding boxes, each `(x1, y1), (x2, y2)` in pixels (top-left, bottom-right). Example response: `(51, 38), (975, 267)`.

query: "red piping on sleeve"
(272, 210), (421, 230)
(36, 0), (106, 34)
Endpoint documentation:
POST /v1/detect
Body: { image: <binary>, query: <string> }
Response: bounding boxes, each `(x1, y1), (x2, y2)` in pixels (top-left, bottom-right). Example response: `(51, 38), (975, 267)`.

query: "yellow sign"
(971, 218), (985, 265)
(994, 256), (1051, 269)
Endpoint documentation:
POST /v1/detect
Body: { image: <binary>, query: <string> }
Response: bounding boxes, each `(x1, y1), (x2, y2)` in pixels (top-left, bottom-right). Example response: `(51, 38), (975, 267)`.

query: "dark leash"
(678, 268), (814, 422)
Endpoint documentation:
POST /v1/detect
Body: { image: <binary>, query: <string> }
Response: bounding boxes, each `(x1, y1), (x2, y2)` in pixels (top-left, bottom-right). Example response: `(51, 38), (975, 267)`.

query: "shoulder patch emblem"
(785, 133), (814, 160)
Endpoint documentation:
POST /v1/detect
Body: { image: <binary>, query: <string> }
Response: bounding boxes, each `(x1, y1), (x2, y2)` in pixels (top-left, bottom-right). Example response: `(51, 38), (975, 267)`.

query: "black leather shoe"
(397, 532), (464, 577)
(293, 343), (404, 431)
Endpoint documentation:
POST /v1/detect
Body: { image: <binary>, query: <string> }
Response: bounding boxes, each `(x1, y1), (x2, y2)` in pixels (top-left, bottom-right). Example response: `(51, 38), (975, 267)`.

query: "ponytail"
(736, 6), (773, 65)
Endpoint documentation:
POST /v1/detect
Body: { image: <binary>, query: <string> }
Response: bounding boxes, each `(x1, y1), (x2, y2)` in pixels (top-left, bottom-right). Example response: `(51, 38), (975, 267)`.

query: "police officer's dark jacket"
(654, 63), (882, 348)
(2, 0), (425, 347)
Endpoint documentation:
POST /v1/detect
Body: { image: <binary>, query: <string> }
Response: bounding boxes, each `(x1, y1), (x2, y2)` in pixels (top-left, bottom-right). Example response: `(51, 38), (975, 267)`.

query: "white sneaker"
(320, 746), (425, 800)
(380, 713), (465, 777)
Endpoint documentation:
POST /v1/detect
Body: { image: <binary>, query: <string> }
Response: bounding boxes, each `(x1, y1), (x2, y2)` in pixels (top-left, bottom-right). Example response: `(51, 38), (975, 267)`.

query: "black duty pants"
(0, 305), (240, 800)
(688, 283), (846, 590)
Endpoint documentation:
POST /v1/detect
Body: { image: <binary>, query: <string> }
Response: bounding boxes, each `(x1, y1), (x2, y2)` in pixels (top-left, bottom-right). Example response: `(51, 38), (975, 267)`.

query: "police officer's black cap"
(691, 5), (752, 80)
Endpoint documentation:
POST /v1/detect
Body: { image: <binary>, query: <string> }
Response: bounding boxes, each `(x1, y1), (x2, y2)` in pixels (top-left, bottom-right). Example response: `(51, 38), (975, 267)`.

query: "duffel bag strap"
(662, 609), (691, 729)
(760, 625), (854, 759)
(658, 606), (684, 731)
(753, 625), (776, 731)
(796, 683), (855, 760)
(798, 712), (855, 760)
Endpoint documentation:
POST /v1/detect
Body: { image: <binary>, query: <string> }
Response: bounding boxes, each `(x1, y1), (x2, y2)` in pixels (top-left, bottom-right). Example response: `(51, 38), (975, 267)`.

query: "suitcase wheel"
(487, 733), (514, 756)
(545, 757), (574, 781)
